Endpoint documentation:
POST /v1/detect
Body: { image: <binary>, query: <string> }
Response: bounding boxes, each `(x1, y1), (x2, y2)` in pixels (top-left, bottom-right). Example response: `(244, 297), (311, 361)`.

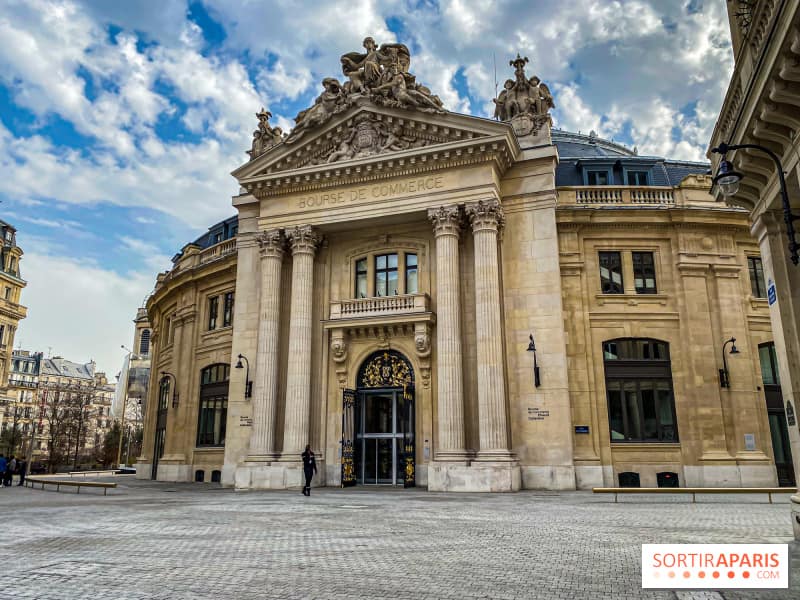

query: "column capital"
(287, 225), (320, 256)
(257, 229), (285, 259)
(465, 199), (504, 233)
(428, 205), (462, 237)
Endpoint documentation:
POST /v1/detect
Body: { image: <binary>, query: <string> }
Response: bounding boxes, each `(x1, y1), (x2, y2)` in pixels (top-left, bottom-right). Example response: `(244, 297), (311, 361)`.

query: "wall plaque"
(744, 433), (755, 451)
(239, 416), (253, 427)
(574, 425), (590, 434)
(528, 407), (550, 421)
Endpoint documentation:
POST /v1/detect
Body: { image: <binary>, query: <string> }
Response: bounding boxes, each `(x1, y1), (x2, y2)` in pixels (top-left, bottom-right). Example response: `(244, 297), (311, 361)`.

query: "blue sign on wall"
(574, 425), (590, 434)
(768, 279), (777, 306)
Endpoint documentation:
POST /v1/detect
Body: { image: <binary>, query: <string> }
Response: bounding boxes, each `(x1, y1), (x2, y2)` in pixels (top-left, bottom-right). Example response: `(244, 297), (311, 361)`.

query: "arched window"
(603, 338), (678, 442)
(139, 329), (151, 356)
(197, 364), (229, 447)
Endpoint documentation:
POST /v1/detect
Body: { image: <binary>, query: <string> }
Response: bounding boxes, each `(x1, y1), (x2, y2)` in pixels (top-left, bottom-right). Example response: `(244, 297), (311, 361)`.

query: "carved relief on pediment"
(262, 112), (483, 174)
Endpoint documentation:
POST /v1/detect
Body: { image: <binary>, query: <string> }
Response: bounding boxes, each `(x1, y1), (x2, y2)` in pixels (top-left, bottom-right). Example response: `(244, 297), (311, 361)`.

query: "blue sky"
(0, 0), (733, 375)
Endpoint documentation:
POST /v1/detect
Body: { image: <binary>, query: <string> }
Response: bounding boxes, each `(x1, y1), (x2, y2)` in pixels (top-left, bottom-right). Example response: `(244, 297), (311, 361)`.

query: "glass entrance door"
(355, 390), (404, 485)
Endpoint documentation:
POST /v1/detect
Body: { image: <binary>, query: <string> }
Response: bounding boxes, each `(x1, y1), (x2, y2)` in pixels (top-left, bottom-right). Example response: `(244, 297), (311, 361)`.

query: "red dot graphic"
(683, 571), (691, 579)
(728, 571), (735, 579)
(712, 571), (720, 579)
(669, 571), (676, 579)
(743, 571), (750, 579)
(698, 571), (706, 579)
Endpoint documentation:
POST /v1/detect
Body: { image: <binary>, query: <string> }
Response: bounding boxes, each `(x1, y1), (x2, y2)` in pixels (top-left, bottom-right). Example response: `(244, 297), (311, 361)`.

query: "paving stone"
(0, 479), (797, 599)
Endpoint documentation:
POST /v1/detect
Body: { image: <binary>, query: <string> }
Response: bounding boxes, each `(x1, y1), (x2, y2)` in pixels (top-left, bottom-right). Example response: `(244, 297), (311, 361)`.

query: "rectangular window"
(599, 251), (624, 294)
(748, 256), (766, 298)
(213, 232), (223, 244)
(759, 343), (780, 386)
(632, 252), (657, 294)
(405, 253), (418, 294)
(223, 292), (234, 328)
(587, 170), (610, 185)
(355, 258), (368, 298)
(197, 395), (228, 446)
(208, 296), (219, 330)
(607, 379), (677, 442)
(626, 171), (649, 185)
(4, 287), (10, 300)
(375, 253), (398, 297)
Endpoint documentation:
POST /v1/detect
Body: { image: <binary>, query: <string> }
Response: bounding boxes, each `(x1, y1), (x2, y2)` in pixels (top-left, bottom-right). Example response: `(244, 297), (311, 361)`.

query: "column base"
(428, 462), (520, 492)
(473, 449), (517, 463)
(234, 461), (323, 490)
(791, 494), (800, 542)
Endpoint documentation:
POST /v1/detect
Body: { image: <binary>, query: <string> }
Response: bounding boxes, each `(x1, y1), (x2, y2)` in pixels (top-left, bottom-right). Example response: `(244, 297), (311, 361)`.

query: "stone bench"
(25, 476), (117, 496)
(593, 487), (796, 504)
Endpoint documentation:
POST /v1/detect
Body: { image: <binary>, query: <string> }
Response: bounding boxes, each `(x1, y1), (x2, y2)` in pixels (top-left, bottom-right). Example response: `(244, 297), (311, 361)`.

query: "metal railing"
(329, 293), (429, 319)
(199, 238), (237, 264)
(564, 186), (675, 206)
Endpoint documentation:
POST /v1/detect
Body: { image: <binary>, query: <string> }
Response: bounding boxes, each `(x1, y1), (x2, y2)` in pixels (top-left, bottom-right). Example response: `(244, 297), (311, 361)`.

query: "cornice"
(241, 135), (516, 199)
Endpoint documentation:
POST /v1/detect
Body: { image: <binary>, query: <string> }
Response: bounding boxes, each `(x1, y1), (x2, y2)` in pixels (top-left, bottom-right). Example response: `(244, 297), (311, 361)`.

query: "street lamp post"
(711, 142), (799, 265)
(718, 337), (740, 389)
(234, 354), (253, 399)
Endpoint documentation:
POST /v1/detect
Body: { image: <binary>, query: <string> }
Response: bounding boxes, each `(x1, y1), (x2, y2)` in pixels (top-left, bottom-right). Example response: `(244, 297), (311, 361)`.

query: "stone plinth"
(427, 463), (521, 492)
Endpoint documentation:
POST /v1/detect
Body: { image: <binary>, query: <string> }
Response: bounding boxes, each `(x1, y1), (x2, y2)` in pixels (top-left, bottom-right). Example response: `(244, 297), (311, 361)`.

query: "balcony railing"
(563, 186), (675, 206)
(199, 238), (237, 264)
(8, 378), (37, 388)
(329, 293), (430, 320)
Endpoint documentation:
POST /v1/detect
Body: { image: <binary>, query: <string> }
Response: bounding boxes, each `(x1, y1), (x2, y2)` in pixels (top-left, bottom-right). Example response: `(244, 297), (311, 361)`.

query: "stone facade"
(138, 43), (786, 495)
(708, 1), (800, 538)
(0, 220), (27, 400)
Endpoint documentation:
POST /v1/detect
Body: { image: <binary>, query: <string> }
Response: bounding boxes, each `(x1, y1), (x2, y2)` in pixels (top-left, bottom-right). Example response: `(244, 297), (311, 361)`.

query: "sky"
(0, 0), (734, 377)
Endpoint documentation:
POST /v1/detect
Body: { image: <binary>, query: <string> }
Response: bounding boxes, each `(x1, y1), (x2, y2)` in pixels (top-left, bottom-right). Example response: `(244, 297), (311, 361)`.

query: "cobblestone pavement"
(0, 478), (797, 600)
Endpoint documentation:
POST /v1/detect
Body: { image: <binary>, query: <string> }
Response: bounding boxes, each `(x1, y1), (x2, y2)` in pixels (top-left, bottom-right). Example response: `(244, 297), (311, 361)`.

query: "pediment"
(232, 102), (518, 195)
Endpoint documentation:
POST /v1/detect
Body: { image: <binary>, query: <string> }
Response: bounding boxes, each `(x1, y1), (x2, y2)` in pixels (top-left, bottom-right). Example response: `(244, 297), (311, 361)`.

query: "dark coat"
(302, 450), (317, 475)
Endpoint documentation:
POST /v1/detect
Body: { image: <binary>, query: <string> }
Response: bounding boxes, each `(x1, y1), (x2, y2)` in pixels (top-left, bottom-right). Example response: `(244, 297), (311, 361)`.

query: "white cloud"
(14, 251), (153, 376)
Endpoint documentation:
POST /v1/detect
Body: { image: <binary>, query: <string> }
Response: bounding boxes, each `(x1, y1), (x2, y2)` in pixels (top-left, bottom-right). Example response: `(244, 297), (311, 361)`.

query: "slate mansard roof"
(551, 129), (709, 187)
(171, 130), (710, 259)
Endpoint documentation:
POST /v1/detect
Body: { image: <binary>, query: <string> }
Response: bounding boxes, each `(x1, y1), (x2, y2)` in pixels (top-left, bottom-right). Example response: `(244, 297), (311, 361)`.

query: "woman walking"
(301, 445), (317, 496)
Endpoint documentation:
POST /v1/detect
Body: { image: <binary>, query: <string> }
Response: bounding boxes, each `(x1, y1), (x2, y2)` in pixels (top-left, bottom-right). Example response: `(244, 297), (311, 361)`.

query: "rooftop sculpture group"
(285, 37), (445, 144)
(247, 108), (286, 161)
(493, 54), (554, 136)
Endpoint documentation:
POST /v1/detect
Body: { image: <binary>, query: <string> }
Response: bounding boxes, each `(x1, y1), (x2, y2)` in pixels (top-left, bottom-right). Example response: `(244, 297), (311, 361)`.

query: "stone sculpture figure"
(491, 54), (555, 136)
(275, 36), (444, 146)
(247, 107), (285, 160)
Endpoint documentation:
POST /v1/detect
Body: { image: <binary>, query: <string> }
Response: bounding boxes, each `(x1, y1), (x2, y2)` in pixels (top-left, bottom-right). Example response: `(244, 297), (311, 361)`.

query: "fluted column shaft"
(429, 206), (467, 461)
(249, 230), (284, 460)
(281, 225), (319, 459)
(467, 200), (513, 459)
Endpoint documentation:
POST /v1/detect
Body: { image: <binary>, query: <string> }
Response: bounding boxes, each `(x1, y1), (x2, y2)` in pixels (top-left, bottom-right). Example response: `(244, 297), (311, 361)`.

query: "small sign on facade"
(239, 416), (253, 427)
(528, 407), (550, 421)
(744, 433), (756, 451)
(767, 279), (777, 305)
(574, 425), (590, 434)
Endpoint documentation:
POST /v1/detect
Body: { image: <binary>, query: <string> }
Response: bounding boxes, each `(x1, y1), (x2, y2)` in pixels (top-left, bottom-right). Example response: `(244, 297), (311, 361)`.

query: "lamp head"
(729, 338), (740, 354)
(713, 159), (743, 197)
(526, 334), (536, 352)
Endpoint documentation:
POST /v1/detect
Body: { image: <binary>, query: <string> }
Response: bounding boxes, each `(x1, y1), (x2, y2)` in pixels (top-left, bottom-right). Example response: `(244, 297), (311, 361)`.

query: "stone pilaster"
(280, 225), (320, 460)
(247, 229), (284, 461)
(428, 205), (468, 462)
(466, 199), (514, 462)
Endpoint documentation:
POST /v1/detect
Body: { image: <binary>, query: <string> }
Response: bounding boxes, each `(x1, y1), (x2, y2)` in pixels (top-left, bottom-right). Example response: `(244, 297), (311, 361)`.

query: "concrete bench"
(25, 476), (117, 496)
(593, 487), (797, 504)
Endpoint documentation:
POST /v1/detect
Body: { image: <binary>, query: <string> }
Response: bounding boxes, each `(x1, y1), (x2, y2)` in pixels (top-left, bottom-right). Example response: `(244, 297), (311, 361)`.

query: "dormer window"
(586, 170), (610, 185)
(626, 170), (650, 185)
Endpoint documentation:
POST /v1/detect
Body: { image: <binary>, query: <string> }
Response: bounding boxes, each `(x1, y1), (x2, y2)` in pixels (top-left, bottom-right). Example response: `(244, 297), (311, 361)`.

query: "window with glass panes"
(587, 170), (610, 185)
(223, 292), (234, 327)
(158, 377), (170, 411)
(747, 256), (766, 298)
(604, 339), (677, 442)
(207, 296), (219, 330)
(375, 253), (399, 296)
(599, 251), (624, 294)
(197, 364), (229, 447)
(632, 252), (657, 294)
(405, 253), (418, 294)
(355, 258), (368, 298)
(626, 171), (649, 185)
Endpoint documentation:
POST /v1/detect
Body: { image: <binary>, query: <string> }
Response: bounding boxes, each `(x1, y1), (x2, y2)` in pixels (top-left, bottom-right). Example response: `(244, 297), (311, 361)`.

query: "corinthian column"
(428, 205), (468, 462)
(248, 229), (284, 461)
(280, 225), (320, 460)
(466, 199), (514, 461)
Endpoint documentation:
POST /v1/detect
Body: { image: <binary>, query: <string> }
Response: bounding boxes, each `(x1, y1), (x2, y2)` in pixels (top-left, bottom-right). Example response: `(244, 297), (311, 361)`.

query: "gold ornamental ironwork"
(360, 351), (413, 388)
